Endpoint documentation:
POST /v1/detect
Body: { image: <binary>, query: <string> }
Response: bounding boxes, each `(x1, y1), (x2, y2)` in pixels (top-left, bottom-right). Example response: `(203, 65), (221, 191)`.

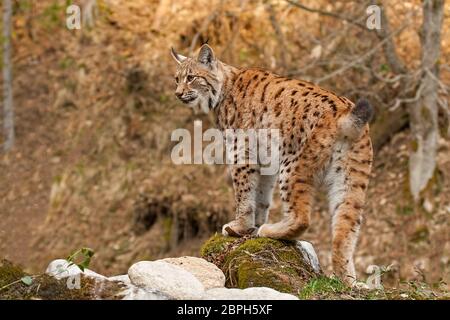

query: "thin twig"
(285, 0), (368, 30)
(288, 0), (416, 76)
(0, 274), (42, 292)
(265, 2), (288, 70)
(390, 81), (425, 111)
(372, 1), (410, 74)
(315, 21), (411, 84)
(0, 279), (24, 292)
(425, 67), (450, 93)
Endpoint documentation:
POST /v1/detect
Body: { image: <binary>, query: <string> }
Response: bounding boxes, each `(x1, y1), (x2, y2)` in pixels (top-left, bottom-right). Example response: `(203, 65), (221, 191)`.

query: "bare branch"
(371, 1), (409, 74)
(359, 64), (414, 84)
(425, 67), (450, 93)
(390, 81), (425, 111)
(265, 2), (288, 70)
(288, 0), (416, 75)
(315, 20), (411, 84)
(285, 0), (368, 30)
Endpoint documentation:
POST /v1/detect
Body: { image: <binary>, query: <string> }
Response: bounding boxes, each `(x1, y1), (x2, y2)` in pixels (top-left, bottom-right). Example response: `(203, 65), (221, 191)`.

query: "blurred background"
(0, 0), (449, 289)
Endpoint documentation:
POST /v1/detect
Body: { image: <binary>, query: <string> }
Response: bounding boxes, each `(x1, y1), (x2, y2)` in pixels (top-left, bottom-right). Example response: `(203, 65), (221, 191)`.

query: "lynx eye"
(175, 76), (179, 84)
(186, 75), (195, 82)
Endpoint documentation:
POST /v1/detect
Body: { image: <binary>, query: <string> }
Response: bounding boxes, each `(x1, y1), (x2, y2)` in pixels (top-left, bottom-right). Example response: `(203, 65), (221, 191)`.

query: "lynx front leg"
(255, 173), (277, 227)
(257, 157), (315, 240)
(222, 165), (259, 237)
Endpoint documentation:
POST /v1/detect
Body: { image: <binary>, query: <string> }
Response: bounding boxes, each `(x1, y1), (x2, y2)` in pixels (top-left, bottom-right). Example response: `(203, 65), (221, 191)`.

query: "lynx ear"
(197, 44), (215, 66)
(171, 47), (187, 64)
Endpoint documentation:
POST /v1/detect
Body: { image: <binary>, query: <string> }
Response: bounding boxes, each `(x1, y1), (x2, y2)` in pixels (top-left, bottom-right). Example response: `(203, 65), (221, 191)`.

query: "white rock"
(119, 285), (169, 300)
(46, 259), (106, 280)
(109, 274), (169, 300)
(108, 274), (131, 284)
(204, 287), (298, 300)
(296, 241), (321, 273)
(160, 256), (225, 289)
(84, 269), (106, 278)
(109, 274), (170, 300)
(128, 261), (205, 300)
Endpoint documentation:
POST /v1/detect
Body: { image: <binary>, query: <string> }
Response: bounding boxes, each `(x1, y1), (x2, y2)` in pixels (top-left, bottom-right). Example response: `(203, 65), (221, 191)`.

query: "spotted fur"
(171, 45), (374, 285)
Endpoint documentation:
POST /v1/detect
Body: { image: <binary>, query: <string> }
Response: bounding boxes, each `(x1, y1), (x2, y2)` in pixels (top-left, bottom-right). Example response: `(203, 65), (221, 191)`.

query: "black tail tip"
(353, 98), (374, 125)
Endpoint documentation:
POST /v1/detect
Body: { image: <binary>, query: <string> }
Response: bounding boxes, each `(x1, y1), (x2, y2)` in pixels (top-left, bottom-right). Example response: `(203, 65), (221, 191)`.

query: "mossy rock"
(200, 235), (322, 295)
(0, 259), (125, 300)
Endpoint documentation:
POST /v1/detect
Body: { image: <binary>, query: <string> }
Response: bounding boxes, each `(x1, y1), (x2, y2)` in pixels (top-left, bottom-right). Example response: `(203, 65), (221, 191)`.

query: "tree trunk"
(408, 0), (445, 201)
(370, 106), (409, 151)
(3, 0), (14, 152)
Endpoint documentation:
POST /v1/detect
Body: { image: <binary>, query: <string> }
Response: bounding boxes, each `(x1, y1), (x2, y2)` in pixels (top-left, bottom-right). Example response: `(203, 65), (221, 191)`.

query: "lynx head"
(171, 44), (223, 114)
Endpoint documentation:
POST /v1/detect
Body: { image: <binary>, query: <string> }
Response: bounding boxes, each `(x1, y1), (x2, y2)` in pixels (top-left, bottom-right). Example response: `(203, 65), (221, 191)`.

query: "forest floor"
(0, 0), (449, 298)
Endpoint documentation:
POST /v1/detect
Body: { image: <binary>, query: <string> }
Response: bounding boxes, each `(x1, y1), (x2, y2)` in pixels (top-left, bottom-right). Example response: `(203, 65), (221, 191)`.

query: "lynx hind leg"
(255, 173), (277, 227)
(326, 133), (373, 285)
(222, 164), (259, 237)
(257, 157), (314, 240)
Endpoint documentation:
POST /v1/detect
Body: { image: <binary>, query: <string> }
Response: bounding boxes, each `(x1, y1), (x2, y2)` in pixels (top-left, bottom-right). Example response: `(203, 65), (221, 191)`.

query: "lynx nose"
(175, 91), (183, 98)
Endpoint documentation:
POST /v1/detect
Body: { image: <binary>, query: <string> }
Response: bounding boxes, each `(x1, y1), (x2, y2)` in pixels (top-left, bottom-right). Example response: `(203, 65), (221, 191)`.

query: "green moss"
(236, 259), (303, 293)
(201, 236), (450, 299)
(299, 276), (450, 300)
(237, 260), (286, 290)
(201, 235), (320, 295)
(299, 276), (349, 299)
(199, 233), (238, 258)
(234, 237), (284, 253)
(277, 250), (303, 265)
(0, 259), (26, 288)
(0, 259), (124, 300)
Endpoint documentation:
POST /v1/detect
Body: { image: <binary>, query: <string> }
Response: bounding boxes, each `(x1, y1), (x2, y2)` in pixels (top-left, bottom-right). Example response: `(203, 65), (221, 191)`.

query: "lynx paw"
(256, 224), (270, 237)
(222, 221), (256, 237)
(256, 223), (280, 238)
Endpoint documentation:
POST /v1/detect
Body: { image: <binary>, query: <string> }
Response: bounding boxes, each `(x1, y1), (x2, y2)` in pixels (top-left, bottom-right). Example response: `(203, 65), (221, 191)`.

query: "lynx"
(171, 44), (374, 285)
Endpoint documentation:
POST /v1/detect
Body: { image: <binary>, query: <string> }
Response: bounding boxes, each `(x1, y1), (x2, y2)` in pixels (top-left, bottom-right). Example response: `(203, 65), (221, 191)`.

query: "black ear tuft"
(197, 44), (215, 66)
(171, 47), (187, 64)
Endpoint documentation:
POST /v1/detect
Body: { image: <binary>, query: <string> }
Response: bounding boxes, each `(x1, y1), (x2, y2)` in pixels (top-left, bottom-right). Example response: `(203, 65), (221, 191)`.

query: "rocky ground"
(1, 236), (447, 300)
